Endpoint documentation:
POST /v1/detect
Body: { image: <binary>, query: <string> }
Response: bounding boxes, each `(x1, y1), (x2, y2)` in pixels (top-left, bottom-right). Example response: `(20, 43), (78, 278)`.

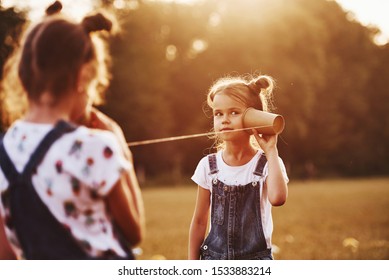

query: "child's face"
(212, 93), (249, 142)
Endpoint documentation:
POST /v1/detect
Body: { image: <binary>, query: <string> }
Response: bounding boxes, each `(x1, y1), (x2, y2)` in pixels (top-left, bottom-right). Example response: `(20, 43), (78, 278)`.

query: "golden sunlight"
(2, 0), (202, 22)
(335, 0), (389, 45)
(2, 0), (94, 22)
(148, 0), (201, 4)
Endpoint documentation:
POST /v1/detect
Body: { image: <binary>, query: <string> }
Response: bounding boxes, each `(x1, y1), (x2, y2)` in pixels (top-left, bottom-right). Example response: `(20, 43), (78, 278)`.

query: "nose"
(222, 114), (230, 124)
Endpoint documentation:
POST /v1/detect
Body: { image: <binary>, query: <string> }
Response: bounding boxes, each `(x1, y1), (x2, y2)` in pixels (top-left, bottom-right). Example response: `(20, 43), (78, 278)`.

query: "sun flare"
(2, 0), (95, 22)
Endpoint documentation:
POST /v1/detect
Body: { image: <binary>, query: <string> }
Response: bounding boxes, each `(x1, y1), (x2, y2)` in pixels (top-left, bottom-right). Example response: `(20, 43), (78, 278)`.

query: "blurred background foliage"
(1, 0), (388, 182)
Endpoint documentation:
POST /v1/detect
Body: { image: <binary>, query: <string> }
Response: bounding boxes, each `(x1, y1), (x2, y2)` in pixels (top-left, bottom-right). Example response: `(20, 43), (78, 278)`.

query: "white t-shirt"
(0, 120), (131, 258)
(191, 150), (289, 248)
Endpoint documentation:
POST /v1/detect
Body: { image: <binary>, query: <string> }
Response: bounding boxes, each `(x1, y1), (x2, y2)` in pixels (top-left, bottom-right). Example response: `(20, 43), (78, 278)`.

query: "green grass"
(136, 177), (389, 260)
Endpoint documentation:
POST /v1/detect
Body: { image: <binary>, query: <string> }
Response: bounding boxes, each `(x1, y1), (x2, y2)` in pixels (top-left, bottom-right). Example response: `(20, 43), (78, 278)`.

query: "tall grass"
(136, 177), (389, 260)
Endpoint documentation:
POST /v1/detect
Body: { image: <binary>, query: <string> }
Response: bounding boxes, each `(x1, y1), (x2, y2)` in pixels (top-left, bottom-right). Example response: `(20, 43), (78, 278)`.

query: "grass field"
(136, 177), (389, 260)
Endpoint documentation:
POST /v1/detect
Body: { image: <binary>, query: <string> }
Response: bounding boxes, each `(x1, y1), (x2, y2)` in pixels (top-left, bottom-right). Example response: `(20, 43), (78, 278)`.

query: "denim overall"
(200, 153), (273, 260)
(0, 120), (134, 260)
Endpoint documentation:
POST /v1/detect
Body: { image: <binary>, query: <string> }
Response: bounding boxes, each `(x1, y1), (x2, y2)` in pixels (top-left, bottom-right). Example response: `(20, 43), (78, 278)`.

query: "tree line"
(1, 0), (388, 182)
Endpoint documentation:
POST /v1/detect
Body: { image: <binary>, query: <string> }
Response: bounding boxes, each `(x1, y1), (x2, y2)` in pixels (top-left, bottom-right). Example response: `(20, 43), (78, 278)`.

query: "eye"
(214, 112), (222, 117)
(231, 111), (240, 115)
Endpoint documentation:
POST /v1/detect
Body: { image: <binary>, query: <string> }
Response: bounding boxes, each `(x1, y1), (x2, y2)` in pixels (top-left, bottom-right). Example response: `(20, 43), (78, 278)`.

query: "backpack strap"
(208, 153), (218, 175)
(253, 153), (267, 176)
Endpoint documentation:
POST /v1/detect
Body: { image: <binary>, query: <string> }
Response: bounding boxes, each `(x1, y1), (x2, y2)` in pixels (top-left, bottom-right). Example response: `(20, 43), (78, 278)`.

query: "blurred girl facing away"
(189, 74), (289, 260)
(0, 2), (145, 259)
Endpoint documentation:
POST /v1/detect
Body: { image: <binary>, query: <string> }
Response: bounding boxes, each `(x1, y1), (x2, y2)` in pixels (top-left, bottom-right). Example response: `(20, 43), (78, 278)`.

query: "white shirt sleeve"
(191, 155), (212, 190)
(60, 129), (131, 196)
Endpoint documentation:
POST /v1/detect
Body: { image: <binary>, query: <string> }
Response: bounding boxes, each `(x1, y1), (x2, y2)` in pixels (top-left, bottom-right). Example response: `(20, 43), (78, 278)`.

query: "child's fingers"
(252, 129), (264, 145)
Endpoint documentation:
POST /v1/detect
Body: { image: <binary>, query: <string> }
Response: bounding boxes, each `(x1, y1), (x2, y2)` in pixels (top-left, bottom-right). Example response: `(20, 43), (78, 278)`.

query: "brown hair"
(19, 8), (112, 102)
(207, 74), (275, 112)
(0, 1), (114, 127)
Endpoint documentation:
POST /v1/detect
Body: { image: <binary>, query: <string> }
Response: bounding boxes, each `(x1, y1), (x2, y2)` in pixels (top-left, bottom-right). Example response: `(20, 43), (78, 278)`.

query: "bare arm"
(82, 108), (145, 245)
(188, 186), (210, 260)
(252, 131), (288, 206)
(106, 170), (145, 246)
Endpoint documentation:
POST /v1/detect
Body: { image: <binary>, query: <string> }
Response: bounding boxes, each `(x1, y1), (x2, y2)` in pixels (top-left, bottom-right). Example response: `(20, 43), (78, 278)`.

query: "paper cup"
(242, 107), (285, 135)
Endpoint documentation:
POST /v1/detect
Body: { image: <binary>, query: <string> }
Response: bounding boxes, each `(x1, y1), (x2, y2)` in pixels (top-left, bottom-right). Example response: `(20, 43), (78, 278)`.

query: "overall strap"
(0, 136), (19, 183)
(22, 120), (76, 178)
(253, 153), (267, 176)
(208, 154), (218, 175)
(0, 121), (76, 183)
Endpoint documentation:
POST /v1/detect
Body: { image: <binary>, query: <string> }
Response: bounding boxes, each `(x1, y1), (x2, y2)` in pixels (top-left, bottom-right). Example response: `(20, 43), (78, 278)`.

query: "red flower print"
(103, 146), (113, 159)
(86, 157), (94, 166)
(55, 160), (63, 173)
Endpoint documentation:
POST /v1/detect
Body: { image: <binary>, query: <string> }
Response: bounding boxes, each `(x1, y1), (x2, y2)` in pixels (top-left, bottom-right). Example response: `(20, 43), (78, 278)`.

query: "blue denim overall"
(200, 153), (273, 260)
(0, 120), (134, 260)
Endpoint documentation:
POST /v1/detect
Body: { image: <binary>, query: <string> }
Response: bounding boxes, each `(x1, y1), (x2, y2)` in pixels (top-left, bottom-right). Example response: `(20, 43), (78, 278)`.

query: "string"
(127, 125), (274, 147)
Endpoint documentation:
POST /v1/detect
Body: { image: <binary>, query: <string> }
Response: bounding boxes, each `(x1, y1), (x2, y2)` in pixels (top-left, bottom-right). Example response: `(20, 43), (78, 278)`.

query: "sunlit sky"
(2, 0), (389, 45)
(335, 0), (389, 45)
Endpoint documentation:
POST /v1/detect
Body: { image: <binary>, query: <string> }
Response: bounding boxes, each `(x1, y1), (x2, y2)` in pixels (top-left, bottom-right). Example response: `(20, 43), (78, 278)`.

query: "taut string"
(127, 125), (274, 147)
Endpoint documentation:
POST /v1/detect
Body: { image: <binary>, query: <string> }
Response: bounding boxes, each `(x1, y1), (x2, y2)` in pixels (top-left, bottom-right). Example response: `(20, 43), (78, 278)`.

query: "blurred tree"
(0, 4), (26, 132)
(300, 0), (380, 176)
(1, 0), (388, 180)
(98, 0), (389, 180)
(103, 4), (177, 178)
(365, 44), (389, 175)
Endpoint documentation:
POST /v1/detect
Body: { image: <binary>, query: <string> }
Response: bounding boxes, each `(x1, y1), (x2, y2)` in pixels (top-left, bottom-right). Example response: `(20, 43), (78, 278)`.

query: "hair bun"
(248, 75), (273, 95)
(45, 1), (62, 16)
(82, 13), (112, 33)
